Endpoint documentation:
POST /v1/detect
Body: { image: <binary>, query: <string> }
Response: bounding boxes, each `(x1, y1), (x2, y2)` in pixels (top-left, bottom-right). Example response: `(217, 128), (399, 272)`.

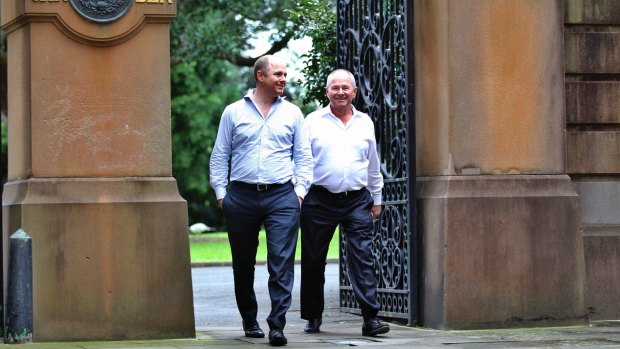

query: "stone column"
(1, 0), (195, 341)
(414, 0), (586, 329)
(565, 0), (620, 321)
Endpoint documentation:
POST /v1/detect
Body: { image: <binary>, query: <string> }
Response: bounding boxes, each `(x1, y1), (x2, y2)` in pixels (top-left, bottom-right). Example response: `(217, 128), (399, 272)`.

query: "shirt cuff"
(372, 193), (382, 206)
(294, 185), (307, 199)
(215, 187), (228, 201)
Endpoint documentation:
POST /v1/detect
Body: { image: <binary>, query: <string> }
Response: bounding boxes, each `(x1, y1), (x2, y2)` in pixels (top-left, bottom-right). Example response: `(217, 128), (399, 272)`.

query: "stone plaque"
(69, 0), (133, 23)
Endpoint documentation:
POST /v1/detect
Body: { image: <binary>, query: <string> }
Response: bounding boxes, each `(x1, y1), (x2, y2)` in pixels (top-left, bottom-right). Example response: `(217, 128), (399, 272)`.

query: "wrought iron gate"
(337, 0), (417, 325)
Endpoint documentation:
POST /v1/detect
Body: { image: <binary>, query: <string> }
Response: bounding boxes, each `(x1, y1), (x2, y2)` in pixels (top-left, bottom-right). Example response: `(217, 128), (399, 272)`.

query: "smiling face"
(326, 70), (357, 110)
(257, 57), (288, 97)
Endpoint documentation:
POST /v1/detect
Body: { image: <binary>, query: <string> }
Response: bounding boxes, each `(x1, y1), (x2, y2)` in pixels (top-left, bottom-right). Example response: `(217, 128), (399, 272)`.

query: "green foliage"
(171, 0), (298, 71)
(171, 60), (241, 227)
(288, 0), (337, 107)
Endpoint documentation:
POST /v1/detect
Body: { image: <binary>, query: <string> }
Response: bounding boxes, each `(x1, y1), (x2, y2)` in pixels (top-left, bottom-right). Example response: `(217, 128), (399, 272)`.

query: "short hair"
(254, 55), (272, 82)
(326, 69), (357, 88)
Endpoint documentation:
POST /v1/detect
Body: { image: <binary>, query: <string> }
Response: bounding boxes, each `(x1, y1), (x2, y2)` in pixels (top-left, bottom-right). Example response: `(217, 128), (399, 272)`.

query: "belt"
(312, 185), (365, 199)
(232, 181), (289, 192)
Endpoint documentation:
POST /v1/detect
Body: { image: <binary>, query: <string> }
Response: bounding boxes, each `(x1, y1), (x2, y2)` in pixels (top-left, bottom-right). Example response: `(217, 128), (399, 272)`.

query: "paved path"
(192, 263), (345, 330)
(8, 264), (620, 348)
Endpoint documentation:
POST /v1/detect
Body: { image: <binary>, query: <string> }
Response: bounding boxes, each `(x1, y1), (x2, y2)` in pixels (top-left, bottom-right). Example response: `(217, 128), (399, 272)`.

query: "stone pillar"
(565, 0), (620, 321)
(414, 0), (586, 329)
(1, 0), (195, 341)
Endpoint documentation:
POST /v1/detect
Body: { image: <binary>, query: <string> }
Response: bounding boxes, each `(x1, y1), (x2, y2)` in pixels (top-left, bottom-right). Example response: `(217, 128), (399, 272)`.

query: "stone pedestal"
(417, 175), (584, 329)
(414, 0), (585, 329)
(1, 0), (195, 341)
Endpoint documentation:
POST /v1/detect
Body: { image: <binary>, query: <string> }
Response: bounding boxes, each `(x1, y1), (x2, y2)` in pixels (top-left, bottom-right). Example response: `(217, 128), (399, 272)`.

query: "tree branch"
(231, 31), (295, 67)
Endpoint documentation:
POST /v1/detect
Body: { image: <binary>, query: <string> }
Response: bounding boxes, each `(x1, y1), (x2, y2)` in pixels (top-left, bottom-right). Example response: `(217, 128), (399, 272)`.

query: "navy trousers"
(300, 185), (380, 321)
(222, 181), (300, 331)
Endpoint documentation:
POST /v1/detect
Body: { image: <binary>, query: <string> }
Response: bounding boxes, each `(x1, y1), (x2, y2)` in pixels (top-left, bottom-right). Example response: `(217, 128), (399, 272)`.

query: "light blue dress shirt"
(209, 90), (313, 200)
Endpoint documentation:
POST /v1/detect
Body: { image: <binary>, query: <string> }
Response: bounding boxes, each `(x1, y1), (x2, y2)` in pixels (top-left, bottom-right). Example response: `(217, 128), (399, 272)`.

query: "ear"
(257, 70), (265, 82)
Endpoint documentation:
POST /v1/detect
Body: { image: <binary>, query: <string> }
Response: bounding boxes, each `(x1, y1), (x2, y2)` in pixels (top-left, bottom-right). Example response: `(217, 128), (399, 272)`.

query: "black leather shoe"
(243, 321), (265, 338)
(268, 329), (287, 346)
(362, 317), (390, 336)
(304, 318), (322, 333)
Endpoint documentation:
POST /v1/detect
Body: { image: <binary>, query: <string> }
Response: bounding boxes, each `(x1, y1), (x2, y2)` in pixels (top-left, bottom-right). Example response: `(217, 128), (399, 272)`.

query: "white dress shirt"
(305, 105), (383, 205)
(209, 90), (314, 200)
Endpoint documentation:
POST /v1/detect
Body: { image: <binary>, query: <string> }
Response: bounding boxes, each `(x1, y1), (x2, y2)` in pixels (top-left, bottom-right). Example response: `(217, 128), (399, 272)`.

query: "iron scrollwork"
(337, 0), (416, 323)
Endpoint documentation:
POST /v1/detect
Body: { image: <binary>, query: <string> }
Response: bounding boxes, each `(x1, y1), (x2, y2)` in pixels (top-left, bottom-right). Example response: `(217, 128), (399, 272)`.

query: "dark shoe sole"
(304, 327), (320, 333)
(362, 325), (390, 336)
(245, 331), (265, 338)
(269, 337), (287, 346)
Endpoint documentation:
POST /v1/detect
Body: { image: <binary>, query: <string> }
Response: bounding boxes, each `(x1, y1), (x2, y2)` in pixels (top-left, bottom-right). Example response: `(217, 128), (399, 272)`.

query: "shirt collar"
(243, 89), (285, 103)
(322, 104), (361, 119)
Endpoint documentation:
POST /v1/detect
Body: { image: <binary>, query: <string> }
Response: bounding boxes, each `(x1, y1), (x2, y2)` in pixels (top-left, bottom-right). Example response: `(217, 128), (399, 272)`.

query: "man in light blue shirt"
(209, 55), (312, 346)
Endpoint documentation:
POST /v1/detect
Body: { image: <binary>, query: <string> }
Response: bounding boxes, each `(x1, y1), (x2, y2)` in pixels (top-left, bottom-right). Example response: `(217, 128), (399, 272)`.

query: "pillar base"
(573, 179), (620, 321)
(2, 177), (195, 341)
(417, 175), (586, 329)
(583, 224), (620, 320)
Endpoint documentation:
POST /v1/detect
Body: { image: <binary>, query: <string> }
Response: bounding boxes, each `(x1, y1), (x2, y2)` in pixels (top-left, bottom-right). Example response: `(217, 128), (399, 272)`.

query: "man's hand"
(370, 204), (382, 220)
(218, 199), (224, 208)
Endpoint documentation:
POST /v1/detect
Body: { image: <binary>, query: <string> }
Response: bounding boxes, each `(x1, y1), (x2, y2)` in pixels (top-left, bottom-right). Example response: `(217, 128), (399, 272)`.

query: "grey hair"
(326, 69), (357, 88)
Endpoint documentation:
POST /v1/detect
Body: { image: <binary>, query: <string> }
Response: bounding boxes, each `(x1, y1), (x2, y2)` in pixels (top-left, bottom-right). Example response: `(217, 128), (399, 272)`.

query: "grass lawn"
(189, 229), (340, 263)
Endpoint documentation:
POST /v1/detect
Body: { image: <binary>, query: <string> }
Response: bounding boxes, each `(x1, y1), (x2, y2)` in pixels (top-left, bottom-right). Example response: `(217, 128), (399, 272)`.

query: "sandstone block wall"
(565, 0), (620, 321)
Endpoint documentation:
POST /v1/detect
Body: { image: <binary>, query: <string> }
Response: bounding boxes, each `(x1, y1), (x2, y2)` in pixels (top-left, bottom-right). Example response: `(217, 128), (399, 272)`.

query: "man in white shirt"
(210, 55), (313, 346)
(300, 69), (389, 337)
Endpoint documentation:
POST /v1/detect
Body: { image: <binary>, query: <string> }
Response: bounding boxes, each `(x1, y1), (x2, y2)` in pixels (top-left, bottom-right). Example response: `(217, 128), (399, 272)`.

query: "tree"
(170, 60), (241, 228)
(288, 0), (337, 107)
(171, 0), (298, 71)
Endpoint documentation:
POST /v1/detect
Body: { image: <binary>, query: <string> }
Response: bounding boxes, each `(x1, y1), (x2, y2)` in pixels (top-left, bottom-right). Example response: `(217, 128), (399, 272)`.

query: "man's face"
(259, 59), (287, 96)
(326, 73), (357, 109)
